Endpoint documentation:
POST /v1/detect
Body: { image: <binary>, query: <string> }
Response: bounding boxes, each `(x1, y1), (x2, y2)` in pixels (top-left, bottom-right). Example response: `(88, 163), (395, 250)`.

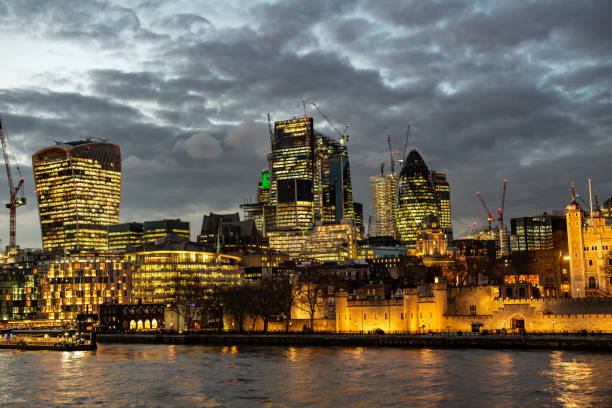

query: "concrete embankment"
(97, 333), (612, 351)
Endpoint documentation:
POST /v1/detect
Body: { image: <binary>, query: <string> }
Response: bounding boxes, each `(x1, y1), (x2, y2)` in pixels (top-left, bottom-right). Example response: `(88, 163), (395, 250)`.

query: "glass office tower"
(32, 141), (122, 252)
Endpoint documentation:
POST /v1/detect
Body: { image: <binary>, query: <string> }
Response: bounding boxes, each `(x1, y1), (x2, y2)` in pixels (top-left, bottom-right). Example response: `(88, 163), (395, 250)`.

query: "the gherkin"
(396, 149), (440, 245)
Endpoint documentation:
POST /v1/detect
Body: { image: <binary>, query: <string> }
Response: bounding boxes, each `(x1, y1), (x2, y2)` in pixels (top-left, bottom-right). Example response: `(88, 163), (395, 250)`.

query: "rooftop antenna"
(402, 121), (413, 162)
(267, 113), (274, 144)
(588, 178), (594, 224)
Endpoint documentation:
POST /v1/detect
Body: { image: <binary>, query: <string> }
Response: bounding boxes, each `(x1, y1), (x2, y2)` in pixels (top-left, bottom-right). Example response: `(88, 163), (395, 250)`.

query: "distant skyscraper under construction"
(32, 140), (122, 252)
(243, 116), (359, 256)
(396, 149), (442, 246)
(370, 171), (398, 237)
(431, 171), (452, 243)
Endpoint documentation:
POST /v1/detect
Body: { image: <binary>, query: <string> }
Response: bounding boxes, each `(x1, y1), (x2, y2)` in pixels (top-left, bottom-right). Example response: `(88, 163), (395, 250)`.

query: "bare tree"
(171, 272), (204, 331)
(294, 267), (328, 332)
(255, 278), (292, 333)
(221, 285), (254, 333)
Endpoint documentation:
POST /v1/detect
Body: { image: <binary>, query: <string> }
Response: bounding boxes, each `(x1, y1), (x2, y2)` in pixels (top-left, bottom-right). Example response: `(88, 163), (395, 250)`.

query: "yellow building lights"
(36, 253), (129, 321)
(32, 141), (121, 252)
(127, 250), (242, 304)
(370, 172), (398, 237)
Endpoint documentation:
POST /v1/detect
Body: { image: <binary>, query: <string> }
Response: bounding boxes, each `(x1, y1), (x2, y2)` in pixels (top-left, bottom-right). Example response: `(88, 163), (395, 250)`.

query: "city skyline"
(1, 0), (611, 248)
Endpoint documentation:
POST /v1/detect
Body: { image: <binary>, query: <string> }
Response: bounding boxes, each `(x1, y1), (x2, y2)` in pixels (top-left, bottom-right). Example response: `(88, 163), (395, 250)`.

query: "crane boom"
(302, 99), (348, 143)
(476, 192), (495, 231)
(267, 113), (274, 144)
(402, 122), (412, 161)
(497, 178), (508, 227)
(386, 132), (394, 173)
(0, 116), (26, 252)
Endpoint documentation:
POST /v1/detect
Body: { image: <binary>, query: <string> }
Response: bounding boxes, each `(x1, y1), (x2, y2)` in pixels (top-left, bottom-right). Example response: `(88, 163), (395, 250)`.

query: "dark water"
(0, 344), (611, 408)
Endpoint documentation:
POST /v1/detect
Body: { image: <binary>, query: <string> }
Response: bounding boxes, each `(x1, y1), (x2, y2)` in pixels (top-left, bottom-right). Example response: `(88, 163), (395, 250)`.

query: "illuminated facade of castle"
(566, 199), (612, 298)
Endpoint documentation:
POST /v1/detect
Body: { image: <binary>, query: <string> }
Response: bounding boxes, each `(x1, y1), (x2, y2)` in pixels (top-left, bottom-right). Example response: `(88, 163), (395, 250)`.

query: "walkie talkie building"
(32, 140), (122, 252)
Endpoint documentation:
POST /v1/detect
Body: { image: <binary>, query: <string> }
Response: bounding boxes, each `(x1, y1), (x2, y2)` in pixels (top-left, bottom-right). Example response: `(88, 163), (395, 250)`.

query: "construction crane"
(302, 99), (349, 144)
(0, 116), (26, 253)
(386, 133), (394, 173)
(497, 178), (508, 230)
(267, 113), (274, 144)
(380, 162), (385, 175)
(475, 191), (495, 231)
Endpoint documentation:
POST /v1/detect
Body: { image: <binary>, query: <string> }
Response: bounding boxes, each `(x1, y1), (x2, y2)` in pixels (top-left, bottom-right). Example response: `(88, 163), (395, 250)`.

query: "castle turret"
(566, 199), (586, 297)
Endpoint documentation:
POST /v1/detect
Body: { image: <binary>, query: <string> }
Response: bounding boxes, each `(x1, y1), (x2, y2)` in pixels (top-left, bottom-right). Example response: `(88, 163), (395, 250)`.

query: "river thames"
(0, 344), (611, 407)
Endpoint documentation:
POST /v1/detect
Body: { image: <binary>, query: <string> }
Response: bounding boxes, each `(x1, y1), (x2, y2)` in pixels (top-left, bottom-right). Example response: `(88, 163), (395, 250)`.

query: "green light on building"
(261, 170), (270, 190)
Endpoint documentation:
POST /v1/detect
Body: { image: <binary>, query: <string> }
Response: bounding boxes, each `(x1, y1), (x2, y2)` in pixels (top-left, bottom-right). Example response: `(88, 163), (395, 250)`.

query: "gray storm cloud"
(0, 0), (610, 247)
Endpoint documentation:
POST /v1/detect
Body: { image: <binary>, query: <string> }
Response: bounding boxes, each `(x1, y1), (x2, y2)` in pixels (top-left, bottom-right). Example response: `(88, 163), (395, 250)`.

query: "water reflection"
(0, 345), (609, 408)
(545, 351), (602, 408)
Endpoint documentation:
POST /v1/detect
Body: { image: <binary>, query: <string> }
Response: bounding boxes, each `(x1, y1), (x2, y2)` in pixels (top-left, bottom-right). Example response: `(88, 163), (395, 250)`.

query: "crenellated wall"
(333, 283), (612, 333)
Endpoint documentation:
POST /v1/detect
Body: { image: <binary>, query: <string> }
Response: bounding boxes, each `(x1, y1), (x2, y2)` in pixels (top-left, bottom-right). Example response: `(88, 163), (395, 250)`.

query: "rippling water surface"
(0, 344), (611, 407)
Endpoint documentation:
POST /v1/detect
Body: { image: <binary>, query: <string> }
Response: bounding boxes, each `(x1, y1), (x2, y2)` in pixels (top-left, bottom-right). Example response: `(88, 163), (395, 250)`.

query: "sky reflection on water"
(0, 344), (611, 408)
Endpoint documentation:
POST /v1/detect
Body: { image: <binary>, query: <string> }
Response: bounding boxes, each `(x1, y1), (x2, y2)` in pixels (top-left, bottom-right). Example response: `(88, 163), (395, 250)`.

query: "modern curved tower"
(32, 141), (122, 252)
(396, 149), (440, 245)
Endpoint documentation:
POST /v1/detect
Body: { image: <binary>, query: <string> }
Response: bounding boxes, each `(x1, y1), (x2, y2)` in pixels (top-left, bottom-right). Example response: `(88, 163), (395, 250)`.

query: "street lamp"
(552, 320), (555, 333)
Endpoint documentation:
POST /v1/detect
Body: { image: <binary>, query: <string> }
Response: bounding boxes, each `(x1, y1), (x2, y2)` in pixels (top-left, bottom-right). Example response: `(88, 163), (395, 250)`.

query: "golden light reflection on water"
(221, 345), (239, 354)
(546, 351), (596, 408)
(167, 344), (176, 360)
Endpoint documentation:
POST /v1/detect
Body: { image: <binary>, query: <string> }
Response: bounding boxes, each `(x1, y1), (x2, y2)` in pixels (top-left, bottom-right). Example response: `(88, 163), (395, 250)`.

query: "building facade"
(300, 220), (358, 263)
(370, 172), (398, 237)
(396, 149), (440, 246)
(430, 171), (452, 243)
(108, 222), (144, 253)
(566, 200), (612, 297)
(128, 236), (242, 304)
(142, 219), (190, 243)
(271, 117), (316, 230)
(510, 212), (566, 252)
(0, 251), (45, 321)
(36, 253), (130, 321)
(32, 141), (122, 252)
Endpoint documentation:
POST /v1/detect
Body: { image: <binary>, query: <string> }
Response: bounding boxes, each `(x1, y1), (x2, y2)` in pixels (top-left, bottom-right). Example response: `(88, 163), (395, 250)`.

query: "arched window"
(151, 319), (158, 329)
(588, 260), (593, 266)
(588, 276), (597, 289)
(129, 320), (136, 330)
(137, 320), (144, 330)
(144, 320), (151, 329)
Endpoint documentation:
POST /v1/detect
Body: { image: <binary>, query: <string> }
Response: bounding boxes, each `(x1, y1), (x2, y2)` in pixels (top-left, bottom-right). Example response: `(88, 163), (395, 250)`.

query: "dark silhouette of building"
(108, 222), (144, 253)
(143, 219), (190, 243)
(510, 211), (567, 252)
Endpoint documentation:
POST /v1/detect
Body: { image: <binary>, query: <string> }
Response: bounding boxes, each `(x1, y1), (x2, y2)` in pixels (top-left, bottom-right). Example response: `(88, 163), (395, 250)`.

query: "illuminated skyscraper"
(370, 171), (398, 237)
(314, 134), (354, 223)
(396, 149), (440, 246)
(271, 117), (316, 230)
(430, 171), (453, 242)
(32, 141), (122, 252)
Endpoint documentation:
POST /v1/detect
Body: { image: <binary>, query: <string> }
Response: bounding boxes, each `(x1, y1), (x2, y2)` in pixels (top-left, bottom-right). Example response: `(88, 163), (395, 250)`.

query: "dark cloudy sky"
(1, 0), (611, 247)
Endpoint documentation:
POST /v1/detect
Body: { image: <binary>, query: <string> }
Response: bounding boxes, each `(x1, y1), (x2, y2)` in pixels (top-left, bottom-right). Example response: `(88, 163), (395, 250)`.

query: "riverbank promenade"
(97, 332), (612, 351)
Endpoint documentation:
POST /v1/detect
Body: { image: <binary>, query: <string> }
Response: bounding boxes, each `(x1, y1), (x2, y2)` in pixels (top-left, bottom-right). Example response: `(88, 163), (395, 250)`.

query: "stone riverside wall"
(96, 333), (612, 351)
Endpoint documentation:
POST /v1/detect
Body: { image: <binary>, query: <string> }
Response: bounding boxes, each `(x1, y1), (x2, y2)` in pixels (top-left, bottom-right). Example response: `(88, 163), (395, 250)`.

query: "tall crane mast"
(267, 113), (274, 144)
(0, 116), (26, 253)
(497, 178), (508, 229)
(386, 133), (394, 173)
(475, 191), (495, 231)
